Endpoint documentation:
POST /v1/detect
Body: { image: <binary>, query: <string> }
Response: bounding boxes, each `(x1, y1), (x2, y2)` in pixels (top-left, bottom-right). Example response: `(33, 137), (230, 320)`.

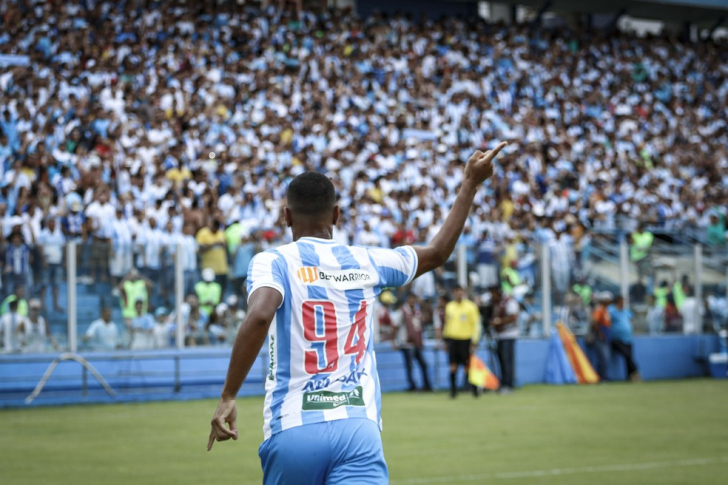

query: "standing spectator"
(136, 217), (164, 304)
(196, 268), (222, 317)
(550, 226), (574, 305)
(4, 232), (30, 296)
(109, 208), (133, 294)
(129, 298), (155, 350)
(607, 296), (641, 382)
(232, 231), (257, 307)
(630, 223), (654, 285)
(0, 300), (27, 352)
(85, 189), (114, 285)
(706, 213), (726, 247)
(490, 286), (520, 394)
(441, 286), (481, 398)
(645, 295), (665, 335)
(680, 287), (705, 335)
(179, 223), (200, 297)
(196, 220), (228, 294)
(83, 308), (120, 351)
(18, 299), (55, 353)
(392, 293), (433, 392)
(476, 232), (499, 292)
(38, 217), (65, 312)
(588, 292), (612, 380)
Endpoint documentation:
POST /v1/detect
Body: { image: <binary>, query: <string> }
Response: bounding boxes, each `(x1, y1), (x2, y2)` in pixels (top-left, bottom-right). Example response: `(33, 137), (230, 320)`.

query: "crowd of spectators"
(0, 1), (727, 351)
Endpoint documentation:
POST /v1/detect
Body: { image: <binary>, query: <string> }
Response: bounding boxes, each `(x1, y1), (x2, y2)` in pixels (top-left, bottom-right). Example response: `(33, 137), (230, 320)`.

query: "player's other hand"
(207, 398), (238, 451)
(464, 142), (508, 187)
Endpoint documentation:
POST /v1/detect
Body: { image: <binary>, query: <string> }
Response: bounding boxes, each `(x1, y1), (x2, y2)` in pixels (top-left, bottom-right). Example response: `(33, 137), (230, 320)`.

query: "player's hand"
(207, 398), (238, 451)
(464, 142), (508, 187)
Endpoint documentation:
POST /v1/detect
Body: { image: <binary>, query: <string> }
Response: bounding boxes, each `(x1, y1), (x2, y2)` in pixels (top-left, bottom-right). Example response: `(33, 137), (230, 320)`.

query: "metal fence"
(0, 237), (726, 356)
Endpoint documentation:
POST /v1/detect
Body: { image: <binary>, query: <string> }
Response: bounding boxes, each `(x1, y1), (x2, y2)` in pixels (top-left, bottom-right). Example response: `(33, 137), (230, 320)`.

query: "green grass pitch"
(1, 380), (727, 484)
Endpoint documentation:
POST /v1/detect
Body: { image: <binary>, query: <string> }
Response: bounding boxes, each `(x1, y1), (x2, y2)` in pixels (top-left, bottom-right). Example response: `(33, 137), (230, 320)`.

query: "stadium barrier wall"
(0, 334), (719, 408)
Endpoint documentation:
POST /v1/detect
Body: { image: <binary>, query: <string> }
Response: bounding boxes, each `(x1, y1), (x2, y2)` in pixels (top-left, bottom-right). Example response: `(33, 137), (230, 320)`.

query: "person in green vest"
(630, 223), (654, 280)
(1, 284), (28, 316)
(195, 267), (222, 317)
(653, 280), (670, 309)
(224, 221), (246, 255)
(500, 259), (522, 296)
(119, 269), (152, 322)
(672, 275), (689, 311)
(572, 279), (592, 307)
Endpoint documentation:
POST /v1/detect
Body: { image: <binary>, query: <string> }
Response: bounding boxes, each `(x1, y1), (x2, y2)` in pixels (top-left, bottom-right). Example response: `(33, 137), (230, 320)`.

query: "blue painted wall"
(0, 335), (719, 408)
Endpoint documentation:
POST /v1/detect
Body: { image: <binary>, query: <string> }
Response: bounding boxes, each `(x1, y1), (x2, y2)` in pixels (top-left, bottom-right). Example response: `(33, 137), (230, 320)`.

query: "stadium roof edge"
(465, 0), (727, 28)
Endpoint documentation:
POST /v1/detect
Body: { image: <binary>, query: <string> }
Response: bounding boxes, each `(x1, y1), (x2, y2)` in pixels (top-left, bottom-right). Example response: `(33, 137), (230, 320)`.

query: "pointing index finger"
(207, 432), (215, 451)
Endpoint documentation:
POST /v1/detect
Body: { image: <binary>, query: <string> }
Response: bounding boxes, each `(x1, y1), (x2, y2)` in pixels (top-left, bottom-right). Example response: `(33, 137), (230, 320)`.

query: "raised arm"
(413, 143), (507, 278)
(207, 286), (282, 451)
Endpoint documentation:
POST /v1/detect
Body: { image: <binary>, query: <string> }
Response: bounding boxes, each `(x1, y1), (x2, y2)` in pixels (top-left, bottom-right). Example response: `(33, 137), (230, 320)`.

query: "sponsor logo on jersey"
(296, 266), (320, 284)
(296, 267), (375, 289)
(302, 386), (365, 411)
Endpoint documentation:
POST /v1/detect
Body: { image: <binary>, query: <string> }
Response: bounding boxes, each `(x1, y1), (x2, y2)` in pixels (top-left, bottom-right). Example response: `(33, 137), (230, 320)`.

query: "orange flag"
(556, 322), (600, 384)
(468, 355), (500, 390)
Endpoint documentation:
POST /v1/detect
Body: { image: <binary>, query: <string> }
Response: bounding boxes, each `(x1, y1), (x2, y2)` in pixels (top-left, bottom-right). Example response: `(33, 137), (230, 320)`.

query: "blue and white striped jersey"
(247, 236), (418, 440)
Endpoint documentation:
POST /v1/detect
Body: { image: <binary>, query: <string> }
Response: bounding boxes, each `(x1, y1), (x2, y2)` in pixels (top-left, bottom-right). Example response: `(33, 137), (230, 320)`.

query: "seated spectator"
(17, 299), (55, 353)
(195, 268), (222, 317)
(1, 284), (27, 316)
(181, 294), (209, 347)
(152, 307), (174, 349)
(0, 300), (28, 353)
(129, 298), (155, 350)
(84, 308), (121, 351)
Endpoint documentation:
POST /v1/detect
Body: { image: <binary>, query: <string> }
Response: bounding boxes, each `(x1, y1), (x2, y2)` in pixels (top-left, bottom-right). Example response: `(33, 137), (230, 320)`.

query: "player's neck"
(291, 225), (333, 241)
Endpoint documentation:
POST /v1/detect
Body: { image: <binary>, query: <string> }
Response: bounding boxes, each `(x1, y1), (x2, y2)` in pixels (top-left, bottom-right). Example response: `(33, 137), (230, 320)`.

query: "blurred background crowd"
(0, 0), (726, 353)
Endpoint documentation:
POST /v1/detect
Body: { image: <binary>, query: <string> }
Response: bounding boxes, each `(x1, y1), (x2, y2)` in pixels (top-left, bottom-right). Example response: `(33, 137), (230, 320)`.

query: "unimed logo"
(297, 267), (320, 284)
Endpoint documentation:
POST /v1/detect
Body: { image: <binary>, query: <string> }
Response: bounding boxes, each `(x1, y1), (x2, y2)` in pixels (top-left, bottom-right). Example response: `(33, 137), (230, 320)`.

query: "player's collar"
(297, 237), (336, 244)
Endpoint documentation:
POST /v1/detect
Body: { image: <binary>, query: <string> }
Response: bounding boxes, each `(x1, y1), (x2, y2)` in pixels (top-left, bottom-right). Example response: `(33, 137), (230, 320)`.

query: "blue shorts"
(259, 418), (388, 485)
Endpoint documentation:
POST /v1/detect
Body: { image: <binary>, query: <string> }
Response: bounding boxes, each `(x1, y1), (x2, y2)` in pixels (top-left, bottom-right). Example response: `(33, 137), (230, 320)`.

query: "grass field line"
(392, 456), (728, 484)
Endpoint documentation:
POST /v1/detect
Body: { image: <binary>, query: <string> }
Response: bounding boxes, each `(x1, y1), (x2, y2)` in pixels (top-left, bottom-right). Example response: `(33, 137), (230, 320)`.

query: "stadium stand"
(0, 0), (726, 356)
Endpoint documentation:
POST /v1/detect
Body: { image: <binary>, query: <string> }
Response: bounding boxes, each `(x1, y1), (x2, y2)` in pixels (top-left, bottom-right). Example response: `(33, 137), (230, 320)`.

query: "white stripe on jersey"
(247, 237), (418, 440)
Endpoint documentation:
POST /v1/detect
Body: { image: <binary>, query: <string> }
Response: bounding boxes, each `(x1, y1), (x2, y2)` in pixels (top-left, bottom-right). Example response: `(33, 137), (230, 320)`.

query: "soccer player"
(207, 143), (507, 484)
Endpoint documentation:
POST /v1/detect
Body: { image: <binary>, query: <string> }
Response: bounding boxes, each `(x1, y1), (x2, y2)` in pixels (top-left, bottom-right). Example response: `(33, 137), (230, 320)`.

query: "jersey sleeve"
(246, 251), (286, 307)
(366, 246), (419, 288)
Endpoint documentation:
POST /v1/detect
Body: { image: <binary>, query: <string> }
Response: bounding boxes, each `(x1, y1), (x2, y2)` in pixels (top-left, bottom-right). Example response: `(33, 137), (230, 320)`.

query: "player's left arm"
(207, 287), (282, 451)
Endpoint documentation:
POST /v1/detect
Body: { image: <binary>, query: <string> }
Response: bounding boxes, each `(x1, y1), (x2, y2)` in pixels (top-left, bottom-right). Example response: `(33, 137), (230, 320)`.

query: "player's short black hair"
(286, 172), (336, 217)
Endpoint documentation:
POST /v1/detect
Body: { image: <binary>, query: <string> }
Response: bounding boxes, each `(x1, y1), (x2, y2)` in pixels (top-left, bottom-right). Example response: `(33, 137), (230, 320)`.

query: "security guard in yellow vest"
(500, 260), (521, 296)
(119, 269), (150, 320)
(654, 280), (670, 309)
(441, 286), (481, 398)
(196, 268), (222, 316)
(630, 223), (654, 279)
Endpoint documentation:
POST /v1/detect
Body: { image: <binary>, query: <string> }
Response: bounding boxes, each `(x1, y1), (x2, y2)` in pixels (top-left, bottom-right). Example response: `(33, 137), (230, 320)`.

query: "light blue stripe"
(297, 242), (327, 425)
(266, 250), (290, 436)
(367, 250), (408, 288)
